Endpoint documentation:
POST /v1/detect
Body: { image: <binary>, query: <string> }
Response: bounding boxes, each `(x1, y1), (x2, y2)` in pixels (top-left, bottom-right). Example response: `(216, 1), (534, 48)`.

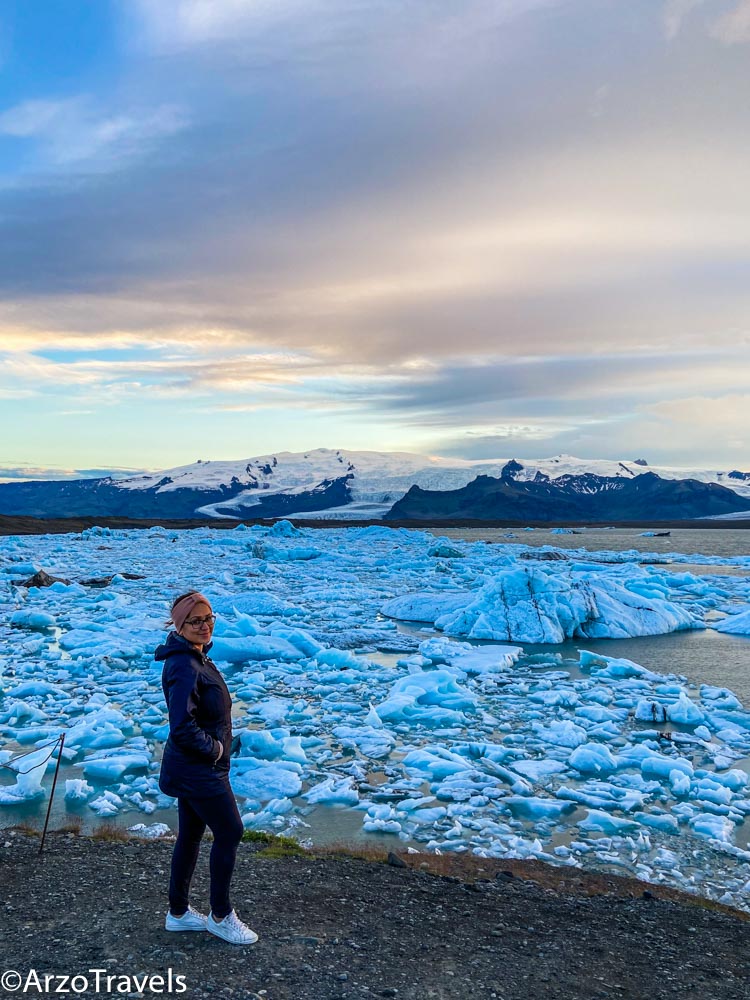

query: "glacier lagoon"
(2, 522), (750, 909)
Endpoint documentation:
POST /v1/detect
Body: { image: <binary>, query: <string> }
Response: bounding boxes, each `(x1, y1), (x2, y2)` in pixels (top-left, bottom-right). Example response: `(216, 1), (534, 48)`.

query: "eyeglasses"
(183, 614), (217, 628)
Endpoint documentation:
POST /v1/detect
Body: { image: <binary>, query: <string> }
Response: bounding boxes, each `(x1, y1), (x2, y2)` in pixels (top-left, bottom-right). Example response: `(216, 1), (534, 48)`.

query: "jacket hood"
(154, 630), (213, 662)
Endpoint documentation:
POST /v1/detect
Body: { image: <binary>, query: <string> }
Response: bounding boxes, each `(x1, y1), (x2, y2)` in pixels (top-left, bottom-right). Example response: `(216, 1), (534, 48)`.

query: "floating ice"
(0, 746), (51, 803)
(713, 607), (750, 635)
(376, 670), (478, 727)
(89, 790), (123, 816)
(402, 746), (473, 780)
(231, 761), (303, 801)
(332, 723), (395, 758)
(382, 592), (474, 623)
(2, 522), (750, 909)
(269, 519), (302, 538)
(303, 776), (359, 805)
(80, 748), (150, 780)
(690, 814), (736, 843)
(533, 720), (587, 748)
(506, 796), (576, 821)
(215, 592), (298, 617)
(509, 759), (567, 782)
(128, 822), (171, 838)
(363, 803), (402, 834)
(666, 692), (706, 726)
(386, 565), (700, 642)
(568, 743), (618, 775)
(417, 636), (522, 675)
(10, 610), (56, 630)
(578, 809), (639, 835)
(64, 779), (94, 801)
(237, 728), (307, 764)
(240, 797), (296, 830)
(210, 635), (304, 663)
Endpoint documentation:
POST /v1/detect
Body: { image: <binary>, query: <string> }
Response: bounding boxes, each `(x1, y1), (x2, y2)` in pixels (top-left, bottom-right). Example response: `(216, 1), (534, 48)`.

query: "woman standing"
(157, 590), (257, 945)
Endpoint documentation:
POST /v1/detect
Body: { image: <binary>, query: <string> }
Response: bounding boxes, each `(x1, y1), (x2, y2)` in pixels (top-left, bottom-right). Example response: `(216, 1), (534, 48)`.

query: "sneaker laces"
(221, 911), (251, 935)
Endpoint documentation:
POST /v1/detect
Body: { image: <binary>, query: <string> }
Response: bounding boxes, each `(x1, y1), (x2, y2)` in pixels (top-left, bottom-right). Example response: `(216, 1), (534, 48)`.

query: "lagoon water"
(3, 522), (750, 907)
(441, 525), (750, 561)
(438, 526), (750, 699)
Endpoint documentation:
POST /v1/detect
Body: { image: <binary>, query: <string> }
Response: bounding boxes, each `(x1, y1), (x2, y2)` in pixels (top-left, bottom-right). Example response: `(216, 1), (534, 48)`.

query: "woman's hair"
(165, 590), (200, 628)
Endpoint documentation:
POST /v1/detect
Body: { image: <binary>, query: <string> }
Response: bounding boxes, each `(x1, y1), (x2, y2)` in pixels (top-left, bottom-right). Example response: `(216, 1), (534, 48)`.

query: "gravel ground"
(1, 831), (749, 1000)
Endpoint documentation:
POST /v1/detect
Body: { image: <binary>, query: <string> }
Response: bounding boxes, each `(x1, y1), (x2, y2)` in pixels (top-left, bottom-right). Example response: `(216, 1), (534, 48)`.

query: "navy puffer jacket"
(156, 632), (232, 798)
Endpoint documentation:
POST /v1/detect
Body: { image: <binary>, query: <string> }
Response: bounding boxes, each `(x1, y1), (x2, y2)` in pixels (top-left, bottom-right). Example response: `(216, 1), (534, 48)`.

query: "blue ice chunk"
(568, 743), (618, 775)
(577, 810), (640, 835)
(506, 796), (576, 821)
(633, 812), (679, 834)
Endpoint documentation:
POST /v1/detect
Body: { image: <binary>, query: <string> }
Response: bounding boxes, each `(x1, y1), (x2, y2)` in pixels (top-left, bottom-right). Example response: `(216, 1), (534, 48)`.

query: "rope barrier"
(1, 737), (63, 774)
(0, 733), (66, 854)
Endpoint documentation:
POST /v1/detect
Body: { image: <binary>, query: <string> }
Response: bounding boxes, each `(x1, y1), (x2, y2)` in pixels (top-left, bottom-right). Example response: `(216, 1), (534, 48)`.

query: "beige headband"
(171, 592), (212, 632)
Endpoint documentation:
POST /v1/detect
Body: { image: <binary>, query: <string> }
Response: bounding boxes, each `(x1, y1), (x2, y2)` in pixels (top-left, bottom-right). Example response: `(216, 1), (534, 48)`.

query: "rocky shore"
(1, 831), (749, 999)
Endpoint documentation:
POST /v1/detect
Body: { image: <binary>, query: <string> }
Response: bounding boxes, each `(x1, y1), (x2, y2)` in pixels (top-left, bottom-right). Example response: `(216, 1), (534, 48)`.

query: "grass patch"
(242, 830), (308, 858)
(241, 829), (275, 844)
(55, 817), (83, 836)
(257, 842), (307, 859)
(315, 841), (389, 864)
(91, 822), (130, 843)
(8, 821), (41, 837)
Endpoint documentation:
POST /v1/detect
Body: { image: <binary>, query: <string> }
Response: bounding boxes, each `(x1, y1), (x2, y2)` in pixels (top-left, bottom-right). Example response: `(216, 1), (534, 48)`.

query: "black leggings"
(168, 785), (244, 919)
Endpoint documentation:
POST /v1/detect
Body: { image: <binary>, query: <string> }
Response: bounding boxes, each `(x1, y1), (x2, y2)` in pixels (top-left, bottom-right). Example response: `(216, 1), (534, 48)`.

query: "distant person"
(156, 590), (257, 945)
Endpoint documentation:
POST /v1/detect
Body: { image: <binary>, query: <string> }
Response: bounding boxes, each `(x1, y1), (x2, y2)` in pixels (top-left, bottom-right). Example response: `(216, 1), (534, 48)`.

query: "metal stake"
(39, 733), (65, 856)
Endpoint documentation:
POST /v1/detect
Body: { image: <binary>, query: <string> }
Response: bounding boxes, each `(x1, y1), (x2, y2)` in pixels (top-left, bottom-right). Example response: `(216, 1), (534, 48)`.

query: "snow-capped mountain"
(75, 450), (750, 515)
(0, 448), (748, 520)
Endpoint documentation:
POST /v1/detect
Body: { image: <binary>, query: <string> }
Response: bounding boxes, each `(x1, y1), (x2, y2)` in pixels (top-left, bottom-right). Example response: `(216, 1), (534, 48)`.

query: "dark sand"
(1, 831), (749, 1000)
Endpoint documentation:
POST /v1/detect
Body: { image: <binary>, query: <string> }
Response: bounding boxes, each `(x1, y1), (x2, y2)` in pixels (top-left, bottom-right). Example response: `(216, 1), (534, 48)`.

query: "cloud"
(132, 0), (314, 50)
(349, 350), (750, 423)
(437, 409), (750, 468)
(1, 1), (749, 467)
(0, 464), (144, 482)
(710, 0), (750, 43)
(0, 97), (83, 138)
(0, 341), (372, 407)
(0, 96), (187, 169)
(435, 389), (750, 467)
(131, 0), (568, 55)
(645, 393), (750, 450)
(663, 0), (707, 40)
(3, 129), (749, 370)
(2, 2), (750, 346)
(663, 0), (750, 44)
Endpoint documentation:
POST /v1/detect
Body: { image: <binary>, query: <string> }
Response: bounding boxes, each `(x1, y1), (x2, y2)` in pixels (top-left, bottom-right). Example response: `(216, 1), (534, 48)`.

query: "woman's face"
(179, 601), (215, 647)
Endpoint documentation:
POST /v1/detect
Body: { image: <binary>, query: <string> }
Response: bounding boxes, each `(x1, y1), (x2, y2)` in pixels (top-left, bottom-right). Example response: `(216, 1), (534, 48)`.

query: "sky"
(1, 0), (749, 480)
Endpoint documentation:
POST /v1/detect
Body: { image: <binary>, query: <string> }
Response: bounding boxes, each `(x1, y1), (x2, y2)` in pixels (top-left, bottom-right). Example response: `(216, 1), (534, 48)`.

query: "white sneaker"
(207, 910), (258, 945)
(165, 906), (208, 932)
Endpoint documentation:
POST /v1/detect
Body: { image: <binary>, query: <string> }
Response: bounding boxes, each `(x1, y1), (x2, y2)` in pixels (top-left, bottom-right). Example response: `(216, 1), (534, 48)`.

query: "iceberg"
(376, 670), (478, 727)
(0, 746), (51, 803)
(568, 743), (618, 776)
(231, 761), (303, 801)
(713, 607), (750, 635)
(385, 565), (700, 643)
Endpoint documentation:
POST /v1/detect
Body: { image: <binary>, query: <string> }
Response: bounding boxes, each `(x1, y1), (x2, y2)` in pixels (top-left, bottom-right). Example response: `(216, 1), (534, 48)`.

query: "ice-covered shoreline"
(2, 523), (750, 909)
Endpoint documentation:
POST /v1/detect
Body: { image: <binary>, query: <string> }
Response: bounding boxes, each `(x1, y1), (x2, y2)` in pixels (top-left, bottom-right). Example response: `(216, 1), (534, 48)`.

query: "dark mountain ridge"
(385, 469), (750, 521)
